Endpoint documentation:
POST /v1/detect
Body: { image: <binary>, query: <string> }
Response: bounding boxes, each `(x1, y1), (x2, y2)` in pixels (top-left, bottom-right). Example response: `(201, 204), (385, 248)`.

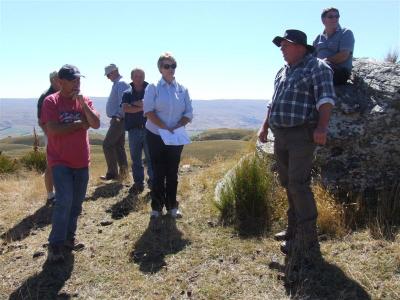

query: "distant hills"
(0, 98), (269, 138)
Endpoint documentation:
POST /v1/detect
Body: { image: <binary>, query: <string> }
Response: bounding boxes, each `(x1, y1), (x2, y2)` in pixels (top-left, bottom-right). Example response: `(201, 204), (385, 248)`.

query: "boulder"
(315, 58), (400, 192)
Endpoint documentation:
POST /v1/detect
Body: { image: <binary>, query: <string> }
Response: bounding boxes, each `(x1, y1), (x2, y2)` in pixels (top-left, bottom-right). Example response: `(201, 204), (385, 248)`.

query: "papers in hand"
(158, 127), (191, 146)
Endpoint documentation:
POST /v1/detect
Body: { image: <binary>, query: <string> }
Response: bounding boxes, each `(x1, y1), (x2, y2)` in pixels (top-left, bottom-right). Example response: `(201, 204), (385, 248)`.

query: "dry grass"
(0, 144), (399, 299)
(314, 184), (346, 238)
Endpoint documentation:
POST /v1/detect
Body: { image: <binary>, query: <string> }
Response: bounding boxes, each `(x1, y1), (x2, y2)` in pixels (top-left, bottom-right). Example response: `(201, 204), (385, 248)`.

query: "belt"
(111, 116), (124, 120)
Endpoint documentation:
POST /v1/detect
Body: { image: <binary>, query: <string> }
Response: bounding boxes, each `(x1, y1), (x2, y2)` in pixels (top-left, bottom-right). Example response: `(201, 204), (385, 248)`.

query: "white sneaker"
(169, 208), (183, 219)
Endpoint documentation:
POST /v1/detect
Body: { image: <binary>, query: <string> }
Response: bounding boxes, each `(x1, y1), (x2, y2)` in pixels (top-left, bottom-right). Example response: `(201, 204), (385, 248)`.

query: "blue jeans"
(49, 165), (89, 246)
(128, 128), (153, 185)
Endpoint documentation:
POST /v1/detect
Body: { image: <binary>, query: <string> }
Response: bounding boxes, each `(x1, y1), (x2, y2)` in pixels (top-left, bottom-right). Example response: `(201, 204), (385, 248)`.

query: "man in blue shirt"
(258, 30), (335, 263)
(121, 68), (153, 193)
(313, 7), (355, 85)
(101, 64), (130, 180)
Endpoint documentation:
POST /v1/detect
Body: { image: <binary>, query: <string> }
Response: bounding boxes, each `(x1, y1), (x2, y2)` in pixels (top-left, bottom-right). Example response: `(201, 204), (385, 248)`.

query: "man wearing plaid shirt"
(258, 29), (335, 262)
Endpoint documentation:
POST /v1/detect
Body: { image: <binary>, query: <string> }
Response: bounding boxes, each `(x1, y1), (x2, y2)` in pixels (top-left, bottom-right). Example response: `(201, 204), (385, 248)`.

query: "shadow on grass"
(130, 216), (190, 274)
(106, 192), (150, 220)
(1, 200), (53, 243)
(86, 182), (123, 201)
(269, 253), (371, 300)
(9, 252), (74, 300)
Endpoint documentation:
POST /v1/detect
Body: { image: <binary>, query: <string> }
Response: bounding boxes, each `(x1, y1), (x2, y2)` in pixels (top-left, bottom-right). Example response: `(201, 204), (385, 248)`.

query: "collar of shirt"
(112, 75), (123, 84)
(160, 77), (177, 87)
(323, 24), (342, 37)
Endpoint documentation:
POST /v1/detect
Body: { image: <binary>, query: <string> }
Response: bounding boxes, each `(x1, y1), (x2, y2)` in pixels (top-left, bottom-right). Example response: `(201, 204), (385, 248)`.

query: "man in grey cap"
(37, 71), (61, 203)
(101, 64), (130, 180)
(258, 30), (336, 264)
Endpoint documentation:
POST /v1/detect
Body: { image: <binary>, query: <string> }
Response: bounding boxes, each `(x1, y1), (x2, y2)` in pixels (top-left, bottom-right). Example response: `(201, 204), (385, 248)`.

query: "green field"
(0, 130), (250, 163)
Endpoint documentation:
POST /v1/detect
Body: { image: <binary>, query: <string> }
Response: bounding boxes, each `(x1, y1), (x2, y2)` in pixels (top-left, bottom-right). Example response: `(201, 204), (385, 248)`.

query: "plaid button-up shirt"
(269, 54), (335, 129)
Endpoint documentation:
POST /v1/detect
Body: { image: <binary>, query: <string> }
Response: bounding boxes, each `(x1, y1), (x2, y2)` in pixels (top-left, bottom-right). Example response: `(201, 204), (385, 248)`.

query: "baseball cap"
(58, 64), (85, 81)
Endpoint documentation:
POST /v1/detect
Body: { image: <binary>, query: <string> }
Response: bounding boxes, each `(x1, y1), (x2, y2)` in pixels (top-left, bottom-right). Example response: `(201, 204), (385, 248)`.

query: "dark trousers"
(273, 126), (317, 226)
(333, 67), (350, 85)
(146, 129), (183, 211)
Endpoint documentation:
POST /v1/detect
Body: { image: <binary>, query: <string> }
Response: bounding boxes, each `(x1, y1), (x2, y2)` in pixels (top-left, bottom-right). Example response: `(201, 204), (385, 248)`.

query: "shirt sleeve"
(312, 61), (336, 110)
(40, 95), (59, 125)
(143, 84), (156, 114)
(121, 90), (130, 105)
(340, 29), (355, 52)
(182, 88), (193, 121)
(85, 97), (99, 117)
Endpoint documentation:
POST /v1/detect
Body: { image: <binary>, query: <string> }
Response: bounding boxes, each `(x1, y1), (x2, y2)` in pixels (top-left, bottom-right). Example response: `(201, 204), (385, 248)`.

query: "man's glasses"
(326, 14), (340, 19)
(162, 63), (177, 70)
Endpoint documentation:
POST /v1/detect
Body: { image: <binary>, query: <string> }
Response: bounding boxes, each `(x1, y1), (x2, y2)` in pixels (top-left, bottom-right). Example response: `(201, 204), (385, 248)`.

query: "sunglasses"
(326, 14), (340, 19)
(162, 63), (177, 70)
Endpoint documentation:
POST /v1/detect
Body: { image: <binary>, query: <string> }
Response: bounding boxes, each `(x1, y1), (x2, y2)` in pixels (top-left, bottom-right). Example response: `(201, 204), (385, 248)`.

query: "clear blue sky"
(0, 0), (399, 100)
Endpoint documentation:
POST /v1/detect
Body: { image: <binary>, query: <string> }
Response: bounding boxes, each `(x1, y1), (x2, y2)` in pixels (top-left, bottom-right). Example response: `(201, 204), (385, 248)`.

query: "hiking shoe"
(47, 244), (65, 263)
(100, 174), (117, 181)
(150, 210), (160, 220)
(280, 241), (290, 255)
(129, 183), (144, 195)
(64, 238), (85, 251)
(274, 230), (290, 241)
(168, 208), (183, 219)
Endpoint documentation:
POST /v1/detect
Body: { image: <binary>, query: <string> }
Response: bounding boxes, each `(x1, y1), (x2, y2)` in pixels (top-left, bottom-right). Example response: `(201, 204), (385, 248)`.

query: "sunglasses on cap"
(162, 63), (177, 70)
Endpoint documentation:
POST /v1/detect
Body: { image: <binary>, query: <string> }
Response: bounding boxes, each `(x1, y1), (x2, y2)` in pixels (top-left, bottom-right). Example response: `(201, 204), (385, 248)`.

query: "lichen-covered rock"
(315, 58), (400, 192)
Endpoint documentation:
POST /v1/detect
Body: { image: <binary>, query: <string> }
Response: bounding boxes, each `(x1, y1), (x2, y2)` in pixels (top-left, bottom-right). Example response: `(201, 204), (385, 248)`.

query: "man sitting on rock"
(313, 7), (355, 85)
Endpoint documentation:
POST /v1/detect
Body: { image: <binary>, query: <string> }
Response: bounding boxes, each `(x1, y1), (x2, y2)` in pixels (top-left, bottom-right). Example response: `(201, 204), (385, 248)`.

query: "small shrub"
(215, 153), (274, 236)
(0, 154), (19, 173)
(20, 150), (47, 173)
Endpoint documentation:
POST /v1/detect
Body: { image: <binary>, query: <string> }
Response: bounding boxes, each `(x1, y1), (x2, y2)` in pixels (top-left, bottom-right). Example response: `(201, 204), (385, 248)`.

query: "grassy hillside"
(192, 128), (256, 141)
(0, 135), (399, 299)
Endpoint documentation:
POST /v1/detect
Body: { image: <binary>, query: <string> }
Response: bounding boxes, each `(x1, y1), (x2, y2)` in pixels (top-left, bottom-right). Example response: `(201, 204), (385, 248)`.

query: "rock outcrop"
(257, 58), (400, 193)
(316, 58), (400, 192)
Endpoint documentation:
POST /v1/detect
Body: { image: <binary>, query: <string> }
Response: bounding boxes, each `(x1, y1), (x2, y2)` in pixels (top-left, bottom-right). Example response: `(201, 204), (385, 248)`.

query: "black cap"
(272, 29), (314, 53)
(58, 64), (85, 81)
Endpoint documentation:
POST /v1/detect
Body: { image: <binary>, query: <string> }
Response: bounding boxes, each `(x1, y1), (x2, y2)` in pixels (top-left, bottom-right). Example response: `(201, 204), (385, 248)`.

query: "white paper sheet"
(158, 127), (191, 145)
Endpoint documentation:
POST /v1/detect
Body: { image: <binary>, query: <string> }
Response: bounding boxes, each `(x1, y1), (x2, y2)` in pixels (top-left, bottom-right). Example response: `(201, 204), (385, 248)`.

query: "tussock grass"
(314, 184), (346, 238)
(215, 153), (274, 236)
(368, 182), (400, 240)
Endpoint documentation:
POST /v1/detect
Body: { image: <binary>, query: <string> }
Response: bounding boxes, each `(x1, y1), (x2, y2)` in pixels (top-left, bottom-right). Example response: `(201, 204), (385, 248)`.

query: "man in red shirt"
(41, 64), (100, 263)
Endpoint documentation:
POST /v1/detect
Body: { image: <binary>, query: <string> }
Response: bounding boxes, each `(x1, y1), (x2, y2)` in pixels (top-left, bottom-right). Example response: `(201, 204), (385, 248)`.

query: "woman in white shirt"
(143, 52), (193, 220)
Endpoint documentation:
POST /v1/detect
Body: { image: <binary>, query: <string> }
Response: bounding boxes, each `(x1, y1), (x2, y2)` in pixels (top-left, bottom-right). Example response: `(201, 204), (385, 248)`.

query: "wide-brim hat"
(273, 29), (314, 53)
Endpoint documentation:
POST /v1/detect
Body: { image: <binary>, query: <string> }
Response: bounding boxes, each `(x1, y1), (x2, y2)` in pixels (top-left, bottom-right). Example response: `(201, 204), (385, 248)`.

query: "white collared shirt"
(143, 78), (193, 135)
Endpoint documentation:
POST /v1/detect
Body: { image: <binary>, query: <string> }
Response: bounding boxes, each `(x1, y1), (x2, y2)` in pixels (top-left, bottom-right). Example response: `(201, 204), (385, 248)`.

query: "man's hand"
(75, 94), (85, 107)
(258, 127), (268, 143)
(313, 127), (328, 145)
(79, 114), (90, 129)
